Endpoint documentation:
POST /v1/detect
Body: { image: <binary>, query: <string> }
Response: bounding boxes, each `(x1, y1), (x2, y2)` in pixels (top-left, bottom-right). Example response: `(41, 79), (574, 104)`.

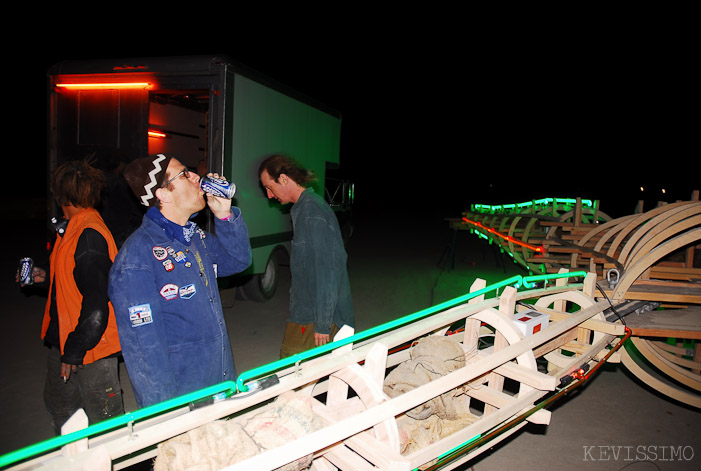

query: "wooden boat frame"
(2, 270), (627, 471)
(452, 195), (701, 410)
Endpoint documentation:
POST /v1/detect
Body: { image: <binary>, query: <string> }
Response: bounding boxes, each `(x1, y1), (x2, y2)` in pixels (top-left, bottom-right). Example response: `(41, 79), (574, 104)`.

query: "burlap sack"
(383, 336), (466, 420)
(154, 391), (322, 471)
(383, 336), (478, 456)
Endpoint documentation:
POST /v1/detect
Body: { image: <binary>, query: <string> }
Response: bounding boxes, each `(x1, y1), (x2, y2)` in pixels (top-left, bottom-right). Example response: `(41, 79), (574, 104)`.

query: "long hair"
(258, 154), (316, 186)
(50, 157), (106, 208)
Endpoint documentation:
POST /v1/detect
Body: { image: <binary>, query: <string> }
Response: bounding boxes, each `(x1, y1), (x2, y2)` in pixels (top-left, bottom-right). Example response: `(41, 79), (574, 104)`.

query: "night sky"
(12, 29), (694, 222)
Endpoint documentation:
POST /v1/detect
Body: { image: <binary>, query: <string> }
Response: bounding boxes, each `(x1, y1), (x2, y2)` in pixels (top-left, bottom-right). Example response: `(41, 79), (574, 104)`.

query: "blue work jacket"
(289, 188), (354, 334)
(108, 207), (251, 407)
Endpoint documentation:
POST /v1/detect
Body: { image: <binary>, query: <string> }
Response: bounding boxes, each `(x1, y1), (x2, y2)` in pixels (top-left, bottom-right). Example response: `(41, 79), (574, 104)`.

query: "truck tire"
(240, 248), (284, 302)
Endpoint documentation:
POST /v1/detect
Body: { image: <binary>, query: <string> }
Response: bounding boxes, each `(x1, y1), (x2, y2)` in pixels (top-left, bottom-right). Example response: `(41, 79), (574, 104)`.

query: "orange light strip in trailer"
(462, 217), (545, 253)
(148, 129), (167, 139)
(55, 82), (152, 90)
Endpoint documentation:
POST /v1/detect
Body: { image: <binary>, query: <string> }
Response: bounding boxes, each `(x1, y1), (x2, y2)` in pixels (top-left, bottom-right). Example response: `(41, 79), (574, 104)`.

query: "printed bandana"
(146, 207), (199, 245)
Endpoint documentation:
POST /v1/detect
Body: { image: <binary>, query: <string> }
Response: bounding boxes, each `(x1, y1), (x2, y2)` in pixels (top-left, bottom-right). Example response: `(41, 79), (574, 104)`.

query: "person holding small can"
(31, 159), (124, 434)
(109, 154), (251, 408)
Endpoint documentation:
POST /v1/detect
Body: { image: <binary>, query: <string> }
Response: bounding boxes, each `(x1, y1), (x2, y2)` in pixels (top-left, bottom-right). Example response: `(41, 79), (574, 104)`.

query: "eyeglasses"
(163, 169), (192, 187)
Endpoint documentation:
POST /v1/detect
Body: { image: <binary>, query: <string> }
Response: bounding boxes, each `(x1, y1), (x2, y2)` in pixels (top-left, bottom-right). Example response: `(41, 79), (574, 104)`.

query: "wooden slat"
(616, 281), (701, 305)
(623, 307), (701, 339)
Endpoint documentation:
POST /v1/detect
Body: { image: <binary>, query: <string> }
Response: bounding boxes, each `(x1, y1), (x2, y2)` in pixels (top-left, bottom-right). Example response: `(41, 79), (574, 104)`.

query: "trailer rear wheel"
(240, 247), (284, 302)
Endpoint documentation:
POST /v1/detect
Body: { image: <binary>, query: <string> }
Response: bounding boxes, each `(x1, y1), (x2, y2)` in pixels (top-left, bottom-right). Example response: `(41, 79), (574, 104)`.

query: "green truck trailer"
(47, 54), (352, 301)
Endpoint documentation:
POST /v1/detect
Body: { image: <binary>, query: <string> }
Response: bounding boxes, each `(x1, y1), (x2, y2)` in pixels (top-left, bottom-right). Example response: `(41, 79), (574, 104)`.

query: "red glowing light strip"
(56, 82), (151, 90)
(148, 130), (167, 139)
(462, 217), (545, 253)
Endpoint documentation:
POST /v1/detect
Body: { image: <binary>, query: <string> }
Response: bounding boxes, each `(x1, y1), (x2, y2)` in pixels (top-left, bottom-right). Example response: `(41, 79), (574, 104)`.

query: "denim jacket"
(108, 207), (251, 407)
(289, 188), (354, 334)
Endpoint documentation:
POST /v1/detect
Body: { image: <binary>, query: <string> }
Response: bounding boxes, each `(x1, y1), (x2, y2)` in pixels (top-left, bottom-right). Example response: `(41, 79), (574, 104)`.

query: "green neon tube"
(437, 433), (481, 460)
(236, 274), (526, 391)
(471, 197), (594, 215)
(0, 381), (237, 468)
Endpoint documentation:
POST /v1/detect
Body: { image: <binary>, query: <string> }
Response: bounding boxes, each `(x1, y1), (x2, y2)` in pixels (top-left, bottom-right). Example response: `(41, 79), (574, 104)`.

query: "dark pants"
(43, 346), (124, 435)
(280, 322), (340, 358)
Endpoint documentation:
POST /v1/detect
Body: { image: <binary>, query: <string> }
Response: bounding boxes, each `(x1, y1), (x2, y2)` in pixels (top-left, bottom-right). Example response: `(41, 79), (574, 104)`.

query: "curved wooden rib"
(507, 216), (521, 267)
(629, 337), (701, 392)
(605, 201), (692, 261)
(534, 286), (608, 369)
(499, 216), (511, 237)
(625, 215), (701, 270)
(649, 341), (701, 370)
(607, 206), (701, 407)
(618, 203), (701, 267)
(620, 344), (701, 409)
(569, 214), (635, 273)
(521, 217), (540, 271)
(592, 217), (634, 259)
(613, 227), (701, 301)
(578, 214), (636, 248)
(331, 353), (401, 452)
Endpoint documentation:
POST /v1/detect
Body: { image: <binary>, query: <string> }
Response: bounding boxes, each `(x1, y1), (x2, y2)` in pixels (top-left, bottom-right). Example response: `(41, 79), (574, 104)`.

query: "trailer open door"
(48, 66), (224, 246)
(49, 79), (150, 172)
(49, 70), (220, 183)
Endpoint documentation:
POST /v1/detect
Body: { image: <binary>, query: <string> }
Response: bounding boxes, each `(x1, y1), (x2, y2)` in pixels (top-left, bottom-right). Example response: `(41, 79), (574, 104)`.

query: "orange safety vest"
(41, 208), (121, 364)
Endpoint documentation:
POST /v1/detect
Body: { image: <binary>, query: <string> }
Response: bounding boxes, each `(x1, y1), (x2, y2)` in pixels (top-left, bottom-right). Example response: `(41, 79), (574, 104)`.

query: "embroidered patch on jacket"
(179, 283), (196, 299)
(162, 259), (174, 272)
(160, 283), (179, 300)
(128, 304), (153, 327)
(174, 251), (187, 263)
(152, 246), (168, 260)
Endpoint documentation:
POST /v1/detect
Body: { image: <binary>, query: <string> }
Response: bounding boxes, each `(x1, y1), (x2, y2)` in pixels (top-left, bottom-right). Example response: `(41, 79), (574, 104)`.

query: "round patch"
(152, 246), (168, 261)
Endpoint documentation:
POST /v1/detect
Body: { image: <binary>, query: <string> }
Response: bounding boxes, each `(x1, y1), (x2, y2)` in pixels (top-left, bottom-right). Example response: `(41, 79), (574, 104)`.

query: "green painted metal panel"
(224, 73), (342, 274)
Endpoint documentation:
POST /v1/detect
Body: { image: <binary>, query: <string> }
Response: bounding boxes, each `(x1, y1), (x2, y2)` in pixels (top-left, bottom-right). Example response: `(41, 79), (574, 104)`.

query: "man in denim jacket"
(109, 154), (251, 407)
(259, 154), (354, 358)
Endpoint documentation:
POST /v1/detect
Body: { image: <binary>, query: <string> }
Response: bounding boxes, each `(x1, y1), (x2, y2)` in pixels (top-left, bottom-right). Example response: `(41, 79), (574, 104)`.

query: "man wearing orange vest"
(30, 160), (124, 434)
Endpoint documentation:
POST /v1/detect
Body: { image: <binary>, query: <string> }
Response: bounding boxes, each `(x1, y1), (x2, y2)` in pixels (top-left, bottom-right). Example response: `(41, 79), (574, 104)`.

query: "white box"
(513, 309), (550, 336)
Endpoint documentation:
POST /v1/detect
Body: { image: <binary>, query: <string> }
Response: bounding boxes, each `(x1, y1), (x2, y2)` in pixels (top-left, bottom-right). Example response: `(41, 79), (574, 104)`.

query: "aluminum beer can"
(200, 176), (236, 199)
(19, 257), (34, 286)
